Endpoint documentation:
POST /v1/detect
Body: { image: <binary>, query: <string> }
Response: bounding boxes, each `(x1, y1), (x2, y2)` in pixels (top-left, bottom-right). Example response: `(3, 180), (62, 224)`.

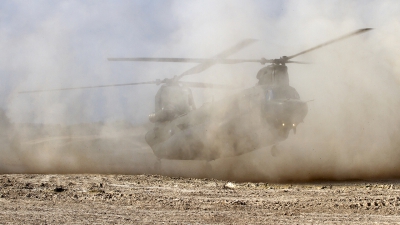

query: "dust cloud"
(1, 1), (400, 182)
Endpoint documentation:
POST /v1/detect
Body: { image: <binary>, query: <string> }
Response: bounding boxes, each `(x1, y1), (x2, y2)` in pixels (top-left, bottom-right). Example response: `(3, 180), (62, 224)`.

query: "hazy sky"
(1, 0), (399, 124)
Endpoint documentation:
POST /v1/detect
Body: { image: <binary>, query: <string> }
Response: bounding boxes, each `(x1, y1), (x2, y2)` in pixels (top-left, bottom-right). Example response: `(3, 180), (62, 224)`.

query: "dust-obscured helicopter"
(21, 28), (372, 162)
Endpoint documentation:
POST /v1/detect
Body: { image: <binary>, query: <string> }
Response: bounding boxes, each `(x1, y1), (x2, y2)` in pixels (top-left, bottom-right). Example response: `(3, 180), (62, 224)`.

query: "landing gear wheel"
(271, 145), (279, 157)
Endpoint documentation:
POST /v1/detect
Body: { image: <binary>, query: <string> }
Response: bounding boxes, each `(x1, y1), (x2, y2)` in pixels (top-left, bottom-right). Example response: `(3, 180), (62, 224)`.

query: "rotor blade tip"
(360, 28), (373, 32)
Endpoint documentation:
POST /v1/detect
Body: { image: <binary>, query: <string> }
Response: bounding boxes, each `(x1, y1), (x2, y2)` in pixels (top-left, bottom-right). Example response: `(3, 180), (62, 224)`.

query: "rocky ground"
(1, 174), (400, 224)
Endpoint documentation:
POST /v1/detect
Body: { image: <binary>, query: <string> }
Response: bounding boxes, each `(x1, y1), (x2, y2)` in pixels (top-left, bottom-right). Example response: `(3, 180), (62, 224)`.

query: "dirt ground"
(1, 123), (400, 223)
(1, 174), (400, 224)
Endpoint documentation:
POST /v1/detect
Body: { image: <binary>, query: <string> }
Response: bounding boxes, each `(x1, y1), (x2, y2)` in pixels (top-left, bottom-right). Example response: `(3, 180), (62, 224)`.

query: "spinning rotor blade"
(108, 57), (210, 63)
(109, 39), (257, 79)
(210, 28), (371, 65)
(178, 38), (258, 78)
(108, 58), (314, 65)
(179, 81), (236, 89)
(286, 28), (372, 60)
(108, 29), (371, 69)
(19, 81), (158, 93)
(109, 39), (257, 66)
(108, 58), (262, 64)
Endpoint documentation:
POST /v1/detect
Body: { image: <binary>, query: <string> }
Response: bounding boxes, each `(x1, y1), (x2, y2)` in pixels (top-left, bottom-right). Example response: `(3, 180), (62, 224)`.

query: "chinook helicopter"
(21, 28), (371, 162)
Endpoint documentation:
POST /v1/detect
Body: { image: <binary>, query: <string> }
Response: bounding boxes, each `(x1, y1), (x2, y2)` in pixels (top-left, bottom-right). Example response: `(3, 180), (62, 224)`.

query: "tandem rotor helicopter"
(21, 28), (372, 162)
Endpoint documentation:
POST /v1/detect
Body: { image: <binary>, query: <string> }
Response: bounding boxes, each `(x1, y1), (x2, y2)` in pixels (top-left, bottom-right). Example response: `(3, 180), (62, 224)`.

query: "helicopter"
(21, 28), (372, 163)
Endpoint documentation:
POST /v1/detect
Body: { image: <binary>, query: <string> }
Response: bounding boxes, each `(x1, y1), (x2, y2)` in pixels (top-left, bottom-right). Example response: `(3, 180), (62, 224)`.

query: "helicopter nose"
(264, 100), (308, 125)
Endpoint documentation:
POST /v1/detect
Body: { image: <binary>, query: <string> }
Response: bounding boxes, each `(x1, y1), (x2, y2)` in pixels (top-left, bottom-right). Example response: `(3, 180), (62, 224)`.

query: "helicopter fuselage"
(145, 84), (308, 161)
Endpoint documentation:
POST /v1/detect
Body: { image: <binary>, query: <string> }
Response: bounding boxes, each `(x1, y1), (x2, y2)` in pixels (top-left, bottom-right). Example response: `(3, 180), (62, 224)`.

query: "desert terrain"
(1, 122), (400, 224)
(1, 174), (400, 224)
